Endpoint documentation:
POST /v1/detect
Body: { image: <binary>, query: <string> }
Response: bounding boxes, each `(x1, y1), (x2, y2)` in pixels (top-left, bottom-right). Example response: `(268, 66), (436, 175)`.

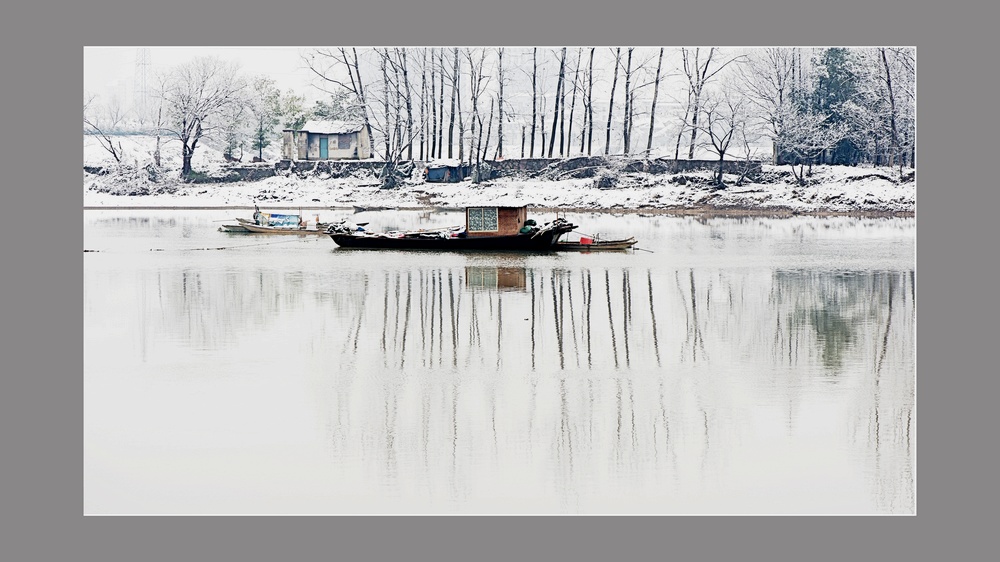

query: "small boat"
(236, 218), (331, 235)
(222, 206), (329, 235)
(555, 236), (638, 251)
(218, 223), (250, 233)
(327, 206), (577, 251)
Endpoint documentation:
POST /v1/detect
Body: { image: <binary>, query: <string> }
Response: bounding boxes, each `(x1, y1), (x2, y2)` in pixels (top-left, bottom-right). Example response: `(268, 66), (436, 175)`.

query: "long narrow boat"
(555, 237), (638, 251)
(218, 223), (251, 233)
(221, 206), (329, 234)
(236, 218), (331, 235)
(327, 206), (577, 251)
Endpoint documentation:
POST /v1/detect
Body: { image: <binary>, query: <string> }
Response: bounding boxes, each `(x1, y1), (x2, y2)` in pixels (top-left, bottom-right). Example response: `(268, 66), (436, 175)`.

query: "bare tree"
(605, 47), (621, 155)
(677, 48), (743, 160)
(586, 48), (595, 155)
(438, 49), (445, 158)
(420, 49), (427, 160)
(646, 47), (665, 157)
(447, 48), (459, 159)
(496, 48), (506, 159)
(455, 49), (464, 162)
(369, 49), (430, 188)
(621, 48), (634, 154)
(694, 90), (754, 187)
(160, 57), (246, 178)
(736, 47), (797, 164)
(566, 48), (582, 158)
(84, 93), (128, 164)
(304, 48), (374, 157)
(464, 48), (491, 181)
(548, 47), (567, 158)
(531, 48), (538, 157)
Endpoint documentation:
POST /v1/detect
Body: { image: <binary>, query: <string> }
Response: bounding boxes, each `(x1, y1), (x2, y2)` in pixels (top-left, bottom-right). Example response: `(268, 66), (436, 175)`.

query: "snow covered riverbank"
(84, 135), (915, 216)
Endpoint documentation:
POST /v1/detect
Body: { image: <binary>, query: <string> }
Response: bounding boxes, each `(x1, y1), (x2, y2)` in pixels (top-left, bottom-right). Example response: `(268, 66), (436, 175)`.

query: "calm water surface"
(84, 209), (915, 514)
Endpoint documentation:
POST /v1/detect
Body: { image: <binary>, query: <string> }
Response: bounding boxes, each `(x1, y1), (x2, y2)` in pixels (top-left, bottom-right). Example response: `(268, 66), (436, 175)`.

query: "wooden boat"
(555, 236), (638, 251)
(236, 217), (331, 235)
(222, 206), (329, 234)
(327, 206), (577, 251)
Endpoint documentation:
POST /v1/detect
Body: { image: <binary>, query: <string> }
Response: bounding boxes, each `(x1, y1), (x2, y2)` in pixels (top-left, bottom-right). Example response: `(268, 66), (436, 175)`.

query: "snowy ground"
(84, 135), (915, 215)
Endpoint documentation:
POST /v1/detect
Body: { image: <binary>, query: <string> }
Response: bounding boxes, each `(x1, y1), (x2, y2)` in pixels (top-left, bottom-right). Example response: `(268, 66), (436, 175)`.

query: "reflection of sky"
(84, 210), (915, 514)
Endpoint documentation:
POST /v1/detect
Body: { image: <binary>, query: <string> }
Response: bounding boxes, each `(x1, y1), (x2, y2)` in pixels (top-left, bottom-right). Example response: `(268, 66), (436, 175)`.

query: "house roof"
(295, 120), (365, 134)
(427, 158), (464, 169)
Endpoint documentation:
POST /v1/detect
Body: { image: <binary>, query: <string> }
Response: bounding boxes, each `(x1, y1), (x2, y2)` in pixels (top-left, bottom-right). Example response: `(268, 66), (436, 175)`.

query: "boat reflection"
(465, 266), (527, 291)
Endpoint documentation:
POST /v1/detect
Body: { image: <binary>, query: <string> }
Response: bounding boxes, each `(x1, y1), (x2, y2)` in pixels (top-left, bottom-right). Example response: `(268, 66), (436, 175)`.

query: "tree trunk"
(438, 49), (445, 158)
(154, 106), (162, 167)
(429, 49), (437, 159)
(469, 51), (478, 172)
(687, 88), (702, 160)
(881, 48), (900, 174)
(530, 48), (538, 158)
(622, 48), (633, 155)
(674, 88), (691, 159)
(401, 49), (413, 161)
(497, 48), (504, 159)
(391, 53), (403, 160)
(567, 48), (581, 158)
(548, 47), (566, 158)
(482, 99), (493, 164)
(350, 49), (373, 158)
(605, 48), (621, 156)
(587, 48), (595, 156)
(448, 48), (457, 158)
(646, 47), (664, 157)
(381, 55), (390, 159)
(420, 49), (427, 160)
(455, 48), (463, 162)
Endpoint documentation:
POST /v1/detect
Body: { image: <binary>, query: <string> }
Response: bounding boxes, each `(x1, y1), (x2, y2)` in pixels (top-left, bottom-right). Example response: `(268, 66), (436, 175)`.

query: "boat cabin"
(465, 206), (528, 237)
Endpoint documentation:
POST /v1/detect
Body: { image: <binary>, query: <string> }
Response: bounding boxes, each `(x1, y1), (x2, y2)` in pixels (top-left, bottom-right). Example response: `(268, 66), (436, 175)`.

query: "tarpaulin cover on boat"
(259, 213), (300, 227)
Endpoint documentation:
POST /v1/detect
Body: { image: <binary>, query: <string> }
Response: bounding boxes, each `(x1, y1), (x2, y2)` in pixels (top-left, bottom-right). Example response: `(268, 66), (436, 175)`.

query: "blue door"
(319, 137), (329, 159)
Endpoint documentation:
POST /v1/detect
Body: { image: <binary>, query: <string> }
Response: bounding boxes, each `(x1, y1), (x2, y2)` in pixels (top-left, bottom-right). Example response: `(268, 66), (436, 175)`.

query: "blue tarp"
(258, 213), (300, 227)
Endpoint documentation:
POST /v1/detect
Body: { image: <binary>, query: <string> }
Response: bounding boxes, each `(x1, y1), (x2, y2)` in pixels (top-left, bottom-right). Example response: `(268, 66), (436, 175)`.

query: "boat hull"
(236, 218), (329, 235)
(555, 237), (637, 251)
(329, 231), (568, 251)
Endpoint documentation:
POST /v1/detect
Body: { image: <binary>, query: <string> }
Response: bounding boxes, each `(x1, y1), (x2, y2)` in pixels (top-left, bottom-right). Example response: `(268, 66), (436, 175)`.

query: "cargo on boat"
(326, 206), (577, 251)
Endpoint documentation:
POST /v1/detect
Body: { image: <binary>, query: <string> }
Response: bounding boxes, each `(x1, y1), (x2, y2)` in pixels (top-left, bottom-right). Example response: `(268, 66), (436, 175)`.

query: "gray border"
(9, 0), (988, 559)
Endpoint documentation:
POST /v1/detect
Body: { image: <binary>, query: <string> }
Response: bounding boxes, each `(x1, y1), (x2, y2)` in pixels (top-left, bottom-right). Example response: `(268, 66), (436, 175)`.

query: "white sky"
(84, 47), (318, 101)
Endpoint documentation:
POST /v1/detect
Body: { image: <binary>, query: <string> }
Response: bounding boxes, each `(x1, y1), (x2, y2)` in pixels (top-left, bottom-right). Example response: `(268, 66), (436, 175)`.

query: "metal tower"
(133, 48), (151, 125)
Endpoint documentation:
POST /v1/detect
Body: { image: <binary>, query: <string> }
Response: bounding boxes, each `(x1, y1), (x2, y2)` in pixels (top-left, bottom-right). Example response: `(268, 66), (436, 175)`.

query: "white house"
(281, 120), (372, 161)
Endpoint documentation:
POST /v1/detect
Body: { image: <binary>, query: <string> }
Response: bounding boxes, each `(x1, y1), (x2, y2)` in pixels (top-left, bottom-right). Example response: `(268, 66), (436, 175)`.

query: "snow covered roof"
(296, 120), (364, 134)
(427, 158), (464, 168)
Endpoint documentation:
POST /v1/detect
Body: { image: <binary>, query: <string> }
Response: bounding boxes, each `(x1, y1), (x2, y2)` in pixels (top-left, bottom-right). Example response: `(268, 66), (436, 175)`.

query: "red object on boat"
(579, 236), (593, 245)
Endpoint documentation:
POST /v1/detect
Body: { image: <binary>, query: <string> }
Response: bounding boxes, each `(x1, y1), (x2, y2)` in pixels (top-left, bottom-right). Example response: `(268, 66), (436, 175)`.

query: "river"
(84, 209), (915, 514)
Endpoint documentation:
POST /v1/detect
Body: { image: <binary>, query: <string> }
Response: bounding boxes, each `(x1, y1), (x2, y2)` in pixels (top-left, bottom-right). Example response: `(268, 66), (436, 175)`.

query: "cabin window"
(338, 134), (352, 149)
(468, 207), (498, 232)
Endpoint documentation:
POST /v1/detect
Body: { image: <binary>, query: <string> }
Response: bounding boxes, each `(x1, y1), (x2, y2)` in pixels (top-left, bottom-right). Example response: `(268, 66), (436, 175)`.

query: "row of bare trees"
(303, 47), (917, 187)
(85, 47), (915, 187)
